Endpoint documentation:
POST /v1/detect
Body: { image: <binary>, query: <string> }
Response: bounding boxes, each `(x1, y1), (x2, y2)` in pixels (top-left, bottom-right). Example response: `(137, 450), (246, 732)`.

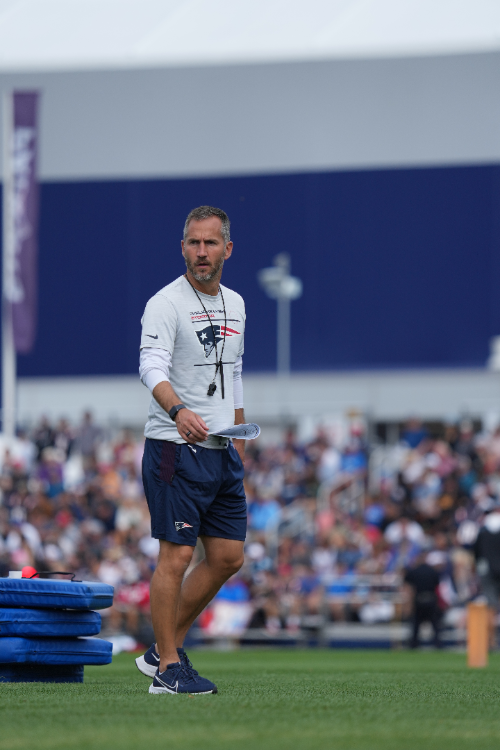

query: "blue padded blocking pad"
(0, 609), (101, 637)
(0, 578), (114, 610)
(0, 637), (112, 665)
(0, 664), (84, 683)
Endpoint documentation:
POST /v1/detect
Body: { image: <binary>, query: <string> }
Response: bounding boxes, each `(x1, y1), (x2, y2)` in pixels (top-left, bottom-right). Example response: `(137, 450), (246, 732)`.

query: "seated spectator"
(401, 419), (429, 449)
(248, 493), (281, 532)
(364, 497), (386, 528)
(384, 515), (426, 547)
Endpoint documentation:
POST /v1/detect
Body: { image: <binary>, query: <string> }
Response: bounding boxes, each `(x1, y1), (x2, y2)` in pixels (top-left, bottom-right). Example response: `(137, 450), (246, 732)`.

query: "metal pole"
(277, 295), (290, 376)
(277, 292), (291, 425)
(258, 253), (301, 423)
(275, 252), (291, 378)
(2, 92), (16, 439)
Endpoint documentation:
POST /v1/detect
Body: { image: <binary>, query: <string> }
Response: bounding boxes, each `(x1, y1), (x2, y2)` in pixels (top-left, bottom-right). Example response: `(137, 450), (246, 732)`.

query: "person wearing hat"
(473, 500), (500, 649)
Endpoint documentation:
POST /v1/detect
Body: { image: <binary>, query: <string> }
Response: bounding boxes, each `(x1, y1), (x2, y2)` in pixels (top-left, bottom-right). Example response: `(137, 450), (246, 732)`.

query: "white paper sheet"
(211, 423), (261, 440)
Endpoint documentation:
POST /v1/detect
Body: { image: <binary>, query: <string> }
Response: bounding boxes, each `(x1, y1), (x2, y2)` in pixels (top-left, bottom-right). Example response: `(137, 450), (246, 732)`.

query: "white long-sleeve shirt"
(139, 348), (244, 409)
(139, 277), (245, 441)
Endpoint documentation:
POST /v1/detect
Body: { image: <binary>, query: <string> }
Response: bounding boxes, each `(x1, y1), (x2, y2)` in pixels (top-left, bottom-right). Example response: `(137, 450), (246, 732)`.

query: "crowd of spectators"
(0, 412), (495, 645)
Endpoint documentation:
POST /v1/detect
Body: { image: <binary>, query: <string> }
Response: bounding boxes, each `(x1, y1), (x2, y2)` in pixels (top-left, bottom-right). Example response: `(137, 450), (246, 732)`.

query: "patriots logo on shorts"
(195, 325), (240, 357)
(175, 521), (193, 532)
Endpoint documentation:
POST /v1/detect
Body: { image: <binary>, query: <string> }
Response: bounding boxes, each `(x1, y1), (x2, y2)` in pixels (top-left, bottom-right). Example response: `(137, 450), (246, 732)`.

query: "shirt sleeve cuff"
(233, 376), (244, 409)
(144, 369), (169, 393)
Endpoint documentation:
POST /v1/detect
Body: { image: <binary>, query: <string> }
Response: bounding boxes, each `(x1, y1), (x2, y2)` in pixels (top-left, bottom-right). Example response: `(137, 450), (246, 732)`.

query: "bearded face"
(183, 252), (225, 283)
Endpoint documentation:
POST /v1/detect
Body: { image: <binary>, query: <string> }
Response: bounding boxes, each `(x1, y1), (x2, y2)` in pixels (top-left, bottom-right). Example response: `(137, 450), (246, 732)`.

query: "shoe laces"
(162, 662), (192, 684)
(181, 653), (200, 680)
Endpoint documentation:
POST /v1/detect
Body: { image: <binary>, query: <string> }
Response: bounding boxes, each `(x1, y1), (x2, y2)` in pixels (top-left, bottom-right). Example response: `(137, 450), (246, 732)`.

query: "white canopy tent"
(0, 0), (500, 72)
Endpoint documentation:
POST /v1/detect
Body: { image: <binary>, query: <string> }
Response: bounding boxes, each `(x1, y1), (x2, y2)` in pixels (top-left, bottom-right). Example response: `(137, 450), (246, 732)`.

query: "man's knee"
(209, 551), (244, 579)
(201, 537), (245, 579)
(156, 541), (193, 578)
(227, 553), (245, 576)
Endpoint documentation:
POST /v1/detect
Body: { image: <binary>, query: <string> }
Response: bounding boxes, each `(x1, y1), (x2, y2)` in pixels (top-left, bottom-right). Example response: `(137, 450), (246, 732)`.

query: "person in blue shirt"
(248, 496), (281, 532)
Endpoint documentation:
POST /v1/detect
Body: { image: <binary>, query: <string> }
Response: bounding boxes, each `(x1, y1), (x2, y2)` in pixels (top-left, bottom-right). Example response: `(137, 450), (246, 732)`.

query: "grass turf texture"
(1, 650), (500, 750)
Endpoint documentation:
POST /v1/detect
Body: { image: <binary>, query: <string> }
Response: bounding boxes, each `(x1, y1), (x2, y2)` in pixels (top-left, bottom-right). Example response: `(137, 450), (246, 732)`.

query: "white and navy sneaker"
(149, 661), (217, 695)
(136, 644), (205, 680)
(135, 643), (161, 678)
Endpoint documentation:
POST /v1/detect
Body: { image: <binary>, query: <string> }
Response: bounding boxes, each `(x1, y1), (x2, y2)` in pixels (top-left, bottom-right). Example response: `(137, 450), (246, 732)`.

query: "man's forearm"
(234, 408), (245, 464)
(152, 380), (208, 444)
(152, 380), (183, 414)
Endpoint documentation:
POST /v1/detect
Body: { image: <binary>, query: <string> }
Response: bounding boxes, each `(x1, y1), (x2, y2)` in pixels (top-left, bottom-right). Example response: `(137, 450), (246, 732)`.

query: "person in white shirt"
(135, 206), (247, 695)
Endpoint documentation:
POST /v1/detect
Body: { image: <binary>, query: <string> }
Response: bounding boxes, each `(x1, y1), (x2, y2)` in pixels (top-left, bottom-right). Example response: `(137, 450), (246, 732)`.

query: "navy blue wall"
(2, 164), (500, 377)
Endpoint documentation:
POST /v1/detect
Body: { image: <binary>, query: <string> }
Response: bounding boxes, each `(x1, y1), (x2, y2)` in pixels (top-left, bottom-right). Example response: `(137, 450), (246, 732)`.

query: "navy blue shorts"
(142, 438), (247, 546)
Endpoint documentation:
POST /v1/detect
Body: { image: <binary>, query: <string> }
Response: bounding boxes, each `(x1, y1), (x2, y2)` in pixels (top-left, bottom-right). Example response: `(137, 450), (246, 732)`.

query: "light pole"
(258, 253), (303, 378)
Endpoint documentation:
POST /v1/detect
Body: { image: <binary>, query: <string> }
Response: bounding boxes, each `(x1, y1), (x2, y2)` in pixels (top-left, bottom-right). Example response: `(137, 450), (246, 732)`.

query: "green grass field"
(1, 649), (500, 749)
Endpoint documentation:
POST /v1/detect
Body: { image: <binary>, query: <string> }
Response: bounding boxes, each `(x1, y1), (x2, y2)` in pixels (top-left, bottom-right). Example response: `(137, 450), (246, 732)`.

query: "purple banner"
(5, 92), (40, 353)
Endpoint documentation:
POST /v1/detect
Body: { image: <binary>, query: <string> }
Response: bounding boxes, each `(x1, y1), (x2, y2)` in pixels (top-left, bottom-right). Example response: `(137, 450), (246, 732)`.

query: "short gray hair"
(183, 206), (231, 245)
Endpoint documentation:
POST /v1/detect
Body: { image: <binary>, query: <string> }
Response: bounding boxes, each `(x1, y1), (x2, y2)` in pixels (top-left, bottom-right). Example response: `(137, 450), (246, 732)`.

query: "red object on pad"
(21, 566), (38, 579)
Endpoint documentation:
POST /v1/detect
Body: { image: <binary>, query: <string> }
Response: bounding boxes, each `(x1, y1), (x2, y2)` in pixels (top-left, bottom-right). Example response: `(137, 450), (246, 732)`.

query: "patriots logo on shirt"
(175, 521), (193, 532)
(195, 325), (240, 357)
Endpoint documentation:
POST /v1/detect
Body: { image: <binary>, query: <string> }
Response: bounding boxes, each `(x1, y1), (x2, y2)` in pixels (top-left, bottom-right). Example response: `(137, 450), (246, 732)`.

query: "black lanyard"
(186, 276), (227, 398)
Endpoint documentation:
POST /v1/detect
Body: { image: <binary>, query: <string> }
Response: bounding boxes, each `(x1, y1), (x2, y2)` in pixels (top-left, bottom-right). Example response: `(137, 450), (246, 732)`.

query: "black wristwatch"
(168, 404), (186, 422)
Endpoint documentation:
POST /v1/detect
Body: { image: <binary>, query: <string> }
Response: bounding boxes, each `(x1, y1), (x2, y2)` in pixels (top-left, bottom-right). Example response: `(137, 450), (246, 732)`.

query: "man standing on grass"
(404, 554), (442, 649)
(135, 206), (246, 695)
(474, 502), (500, 650)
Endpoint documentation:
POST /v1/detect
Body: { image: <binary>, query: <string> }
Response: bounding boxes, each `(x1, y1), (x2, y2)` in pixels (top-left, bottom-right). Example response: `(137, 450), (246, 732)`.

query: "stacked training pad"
(0, 577), (114, 683)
